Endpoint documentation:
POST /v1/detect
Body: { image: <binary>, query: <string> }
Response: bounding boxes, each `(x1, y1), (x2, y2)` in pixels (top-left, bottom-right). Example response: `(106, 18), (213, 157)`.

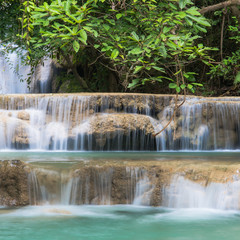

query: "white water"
(27, 166), (155, 206)
(0, 95), (240, 151)
(163, 176), (240, 210)
(0, 47), (52, 94)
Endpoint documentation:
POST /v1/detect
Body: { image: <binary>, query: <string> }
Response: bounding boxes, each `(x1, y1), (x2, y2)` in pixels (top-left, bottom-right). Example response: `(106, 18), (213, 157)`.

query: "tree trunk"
(199, 0), (240, 14)
(71, 65), (89, 90)
(63, 52), (89, 90)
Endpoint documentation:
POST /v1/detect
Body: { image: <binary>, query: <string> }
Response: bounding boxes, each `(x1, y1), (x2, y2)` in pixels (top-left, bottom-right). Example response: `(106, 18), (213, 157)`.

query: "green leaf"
(83, 26), (93, 33)
(187, 84), (193, 89)
(111, 49), (119, 59)
(180, 84), (186, 89)
(134, 66), (143, 74)
(194, 25), (207, 33)
(179, 0), (187, 9)
(167, 41), (177, 50)
(43, 2), (49, 9)
(159, 45), (167, 58)
(130, 48), (142, 55)
(177, 12), (187, 18)
(43, 20), (49, 27)
(131, 31), (139, 42)
(73, 26), (78, 34)
(176, 86), (181, 93)
(185, 17), (193, 26)
(192, 83), (203, 86)
(234, 72), (240, 85)
(188, 15), (211, 27)
(152, 66), (164, 72)
(64, 0), (71, 14)
(169, 83), (178, 88)
(163, 27), (172, 34)
(128, 79), (140, 88)
(79, 29), (87, 45)
(103, 24), (110, 31)
(73, 40), (80, 53)
(116, 13), (122, 19)
(186, 7), (201, 16)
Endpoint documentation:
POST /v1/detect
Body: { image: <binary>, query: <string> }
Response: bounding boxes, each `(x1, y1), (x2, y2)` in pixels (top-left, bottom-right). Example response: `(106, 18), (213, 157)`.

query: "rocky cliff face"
(0, 160), (29, 206)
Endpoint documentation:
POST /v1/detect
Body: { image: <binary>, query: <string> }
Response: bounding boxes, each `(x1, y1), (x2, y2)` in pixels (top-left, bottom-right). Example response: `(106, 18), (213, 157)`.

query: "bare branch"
(199, 0), (240, 14)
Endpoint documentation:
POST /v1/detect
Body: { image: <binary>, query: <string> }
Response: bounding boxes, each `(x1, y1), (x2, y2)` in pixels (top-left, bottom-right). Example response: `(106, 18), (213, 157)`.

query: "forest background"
(0, 0), (240, 96)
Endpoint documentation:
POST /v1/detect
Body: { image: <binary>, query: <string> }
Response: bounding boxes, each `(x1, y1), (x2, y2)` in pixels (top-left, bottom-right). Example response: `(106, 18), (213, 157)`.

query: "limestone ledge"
(6, 159), (239, 207)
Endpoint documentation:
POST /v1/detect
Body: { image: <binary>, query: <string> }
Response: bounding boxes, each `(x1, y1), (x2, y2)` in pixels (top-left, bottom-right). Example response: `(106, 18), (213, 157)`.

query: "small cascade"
(27, 166), (155, 206)
(126, 167), (155, 205)
(163, 176), (240, 210)
(0, 47), (52, 94)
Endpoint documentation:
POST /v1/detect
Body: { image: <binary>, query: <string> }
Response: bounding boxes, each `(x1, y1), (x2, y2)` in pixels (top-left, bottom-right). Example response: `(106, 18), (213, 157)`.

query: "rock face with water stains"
(0, 160), (29, 206)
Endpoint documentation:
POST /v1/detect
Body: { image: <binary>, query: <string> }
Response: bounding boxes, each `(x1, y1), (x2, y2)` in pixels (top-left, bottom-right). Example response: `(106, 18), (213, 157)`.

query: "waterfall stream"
(0, 47), (52, 94)
(26, 163), (240, 210)
(27, 166), (154, 206)
(0, 94), (240, 151)
(163, 176), (240, 210)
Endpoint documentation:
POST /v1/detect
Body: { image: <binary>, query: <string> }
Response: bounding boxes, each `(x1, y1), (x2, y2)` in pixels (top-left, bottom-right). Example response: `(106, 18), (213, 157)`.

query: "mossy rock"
(56, 74), (85, 93)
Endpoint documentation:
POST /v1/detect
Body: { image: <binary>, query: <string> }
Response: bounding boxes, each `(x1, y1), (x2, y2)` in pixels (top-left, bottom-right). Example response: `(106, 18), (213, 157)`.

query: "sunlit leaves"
(18, 0), (212, 94)
(73, 40), (80, 52)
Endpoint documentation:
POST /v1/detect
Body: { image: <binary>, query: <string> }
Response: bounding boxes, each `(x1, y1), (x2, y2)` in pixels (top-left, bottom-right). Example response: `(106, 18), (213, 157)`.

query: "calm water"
(1, 151), (240, 163)
(1, 151), (240, 239)
(1, 205), (240, 240)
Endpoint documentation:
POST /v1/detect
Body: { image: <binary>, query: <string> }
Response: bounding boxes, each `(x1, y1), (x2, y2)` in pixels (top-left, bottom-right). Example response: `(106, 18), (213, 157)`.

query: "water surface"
(0, 205), (240, 240)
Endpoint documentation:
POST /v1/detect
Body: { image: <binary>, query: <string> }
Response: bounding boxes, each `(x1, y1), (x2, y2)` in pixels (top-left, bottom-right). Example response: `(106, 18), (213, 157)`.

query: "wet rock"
(0, 160), (29, 206)
(17, 111), (30, 121)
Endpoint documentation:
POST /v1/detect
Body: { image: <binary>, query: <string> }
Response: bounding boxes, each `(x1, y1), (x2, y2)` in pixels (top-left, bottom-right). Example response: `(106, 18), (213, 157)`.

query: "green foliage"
(2, 0), (240, 95)
(208, 17), (240, 87)
(15, 0), (210, 92)
(16, 0), (213, 93)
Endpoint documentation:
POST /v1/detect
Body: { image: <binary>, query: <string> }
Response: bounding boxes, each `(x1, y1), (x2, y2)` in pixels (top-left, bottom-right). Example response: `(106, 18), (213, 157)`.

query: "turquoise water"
(1, 205), (240, 240)
(1, 151), (240, 239)
(1, 151), (240, 162)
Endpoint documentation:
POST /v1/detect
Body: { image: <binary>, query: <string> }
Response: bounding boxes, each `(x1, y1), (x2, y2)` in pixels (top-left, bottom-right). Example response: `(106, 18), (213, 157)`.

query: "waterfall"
(0, 94), (240, 151)
(163, 176), (240, 210)
(126, 167), (155, 205)
(0, 46), (52, 94)
(27, 166), (155, 206)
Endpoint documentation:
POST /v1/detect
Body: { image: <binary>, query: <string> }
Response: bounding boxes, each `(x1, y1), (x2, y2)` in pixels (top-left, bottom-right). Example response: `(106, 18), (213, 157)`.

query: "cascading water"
(27, 166), (155, 206)
(0, 94), (240, 151)
(163, 175), (240, 210)
(0, 46), (52, 94)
